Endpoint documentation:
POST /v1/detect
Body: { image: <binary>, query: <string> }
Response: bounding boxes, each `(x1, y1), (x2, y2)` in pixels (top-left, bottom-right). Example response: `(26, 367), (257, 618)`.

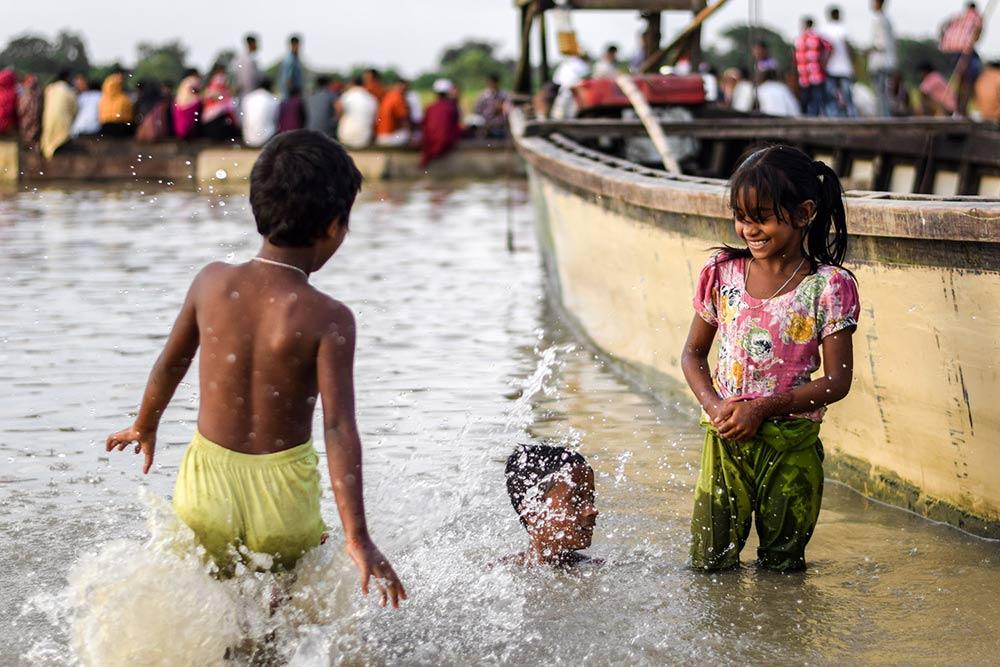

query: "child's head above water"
(505, 444), (598, 561)
(727, 144), (849, 269)
(250, 129), (363, 259)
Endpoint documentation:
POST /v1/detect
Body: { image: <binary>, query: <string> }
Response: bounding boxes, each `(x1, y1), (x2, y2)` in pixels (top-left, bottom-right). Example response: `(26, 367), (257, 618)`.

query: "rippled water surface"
(1, 181), (999, 665)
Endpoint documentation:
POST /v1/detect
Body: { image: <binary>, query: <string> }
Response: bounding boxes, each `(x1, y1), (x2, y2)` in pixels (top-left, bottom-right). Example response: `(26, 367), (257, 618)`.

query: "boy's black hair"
(725, 144), (849, 270)
(505, 445), (589, 526)
(250, 129), (363, 246)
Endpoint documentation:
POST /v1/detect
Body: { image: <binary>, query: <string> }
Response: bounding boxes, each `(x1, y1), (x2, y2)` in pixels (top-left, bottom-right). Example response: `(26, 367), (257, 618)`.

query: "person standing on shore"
(40, 70), (77, 157)
(232, 33), (260, 98)
(335, 77), (378, 148)
(820, 6), (856, 117)
(277, 35), (304, 100)
(794, 17), (833, 116)
(868, 0), (898, 117)
(940, 1), (984, 116)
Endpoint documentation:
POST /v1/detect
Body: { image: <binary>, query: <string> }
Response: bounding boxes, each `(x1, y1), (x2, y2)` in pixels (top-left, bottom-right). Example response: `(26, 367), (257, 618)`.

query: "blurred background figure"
(232, 33), (260, 98)
(918, 61), (958, 116)
(868, 0), (898, 117)
(794, 17), (832, 116)
(336, 75), (377, 148)
(472, 73), (510, 139)
(974, 60), (1000, 120)
(201, 67), (240, 140)
(241, 77), (279, 147)
(172, 68), (202, 140)
(277, 84), (306, 133)
(0, 69), (16, 137)
(98, 68), (134, 137)
(421, 78), (461, 167)
(939, 1), (983, 116)
(17, 73), (42, 150)
(820, 6), (856, 117)
(756, 69), (802, 116)
(70, 79), (102, 138)
(277, 35), (304, 99)
(41, 70), (76, 157)
(375, 78), (412, 146)
(305, 75), (339, 136)
(593, 44), (619, 78)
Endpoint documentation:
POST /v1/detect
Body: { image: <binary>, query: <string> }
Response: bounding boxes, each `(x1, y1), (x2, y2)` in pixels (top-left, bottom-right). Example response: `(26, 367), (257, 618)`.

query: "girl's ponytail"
(807, 160), (848, 268)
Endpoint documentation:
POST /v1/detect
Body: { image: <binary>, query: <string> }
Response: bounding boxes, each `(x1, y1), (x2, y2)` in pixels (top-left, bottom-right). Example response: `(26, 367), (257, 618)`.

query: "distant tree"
(432, 39), (514, 91)
(896, 37), (951, 87)
(133, 40), (188, 83)
(0, 30), (90, 80)
(703, 24), (794, 75)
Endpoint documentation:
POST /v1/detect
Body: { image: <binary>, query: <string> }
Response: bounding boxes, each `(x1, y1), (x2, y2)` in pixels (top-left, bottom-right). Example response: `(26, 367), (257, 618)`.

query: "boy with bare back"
(106, 129), (406, 608)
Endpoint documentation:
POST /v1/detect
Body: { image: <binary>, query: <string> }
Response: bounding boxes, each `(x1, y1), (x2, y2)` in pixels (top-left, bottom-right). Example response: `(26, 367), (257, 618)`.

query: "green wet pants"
(690, 418), (824, 572)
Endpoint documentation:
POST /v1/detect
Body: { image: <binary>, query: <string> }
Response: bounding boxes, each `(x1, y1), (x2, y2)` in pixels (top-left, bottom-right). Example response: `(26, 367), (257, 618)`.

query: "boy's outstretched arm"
(317, 304), (407, 609)
(106, 273), (203, 473)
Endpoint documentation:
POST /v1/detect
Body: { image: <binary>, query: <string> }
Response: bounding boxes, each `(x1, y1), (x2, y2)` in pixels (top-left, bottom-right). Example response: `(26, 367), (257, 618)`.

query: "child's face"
(527, 464), (598, 553)
(734, 188), (810, 261)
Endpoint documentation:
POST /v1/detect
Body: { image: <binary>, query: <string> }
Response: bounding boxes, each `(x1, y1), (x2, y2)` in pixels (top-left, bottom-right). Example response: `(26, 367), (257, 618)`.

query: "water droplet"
(226, 353), (236, 364)
(215, 169), (228, 180)
(230, 291), (240, 300)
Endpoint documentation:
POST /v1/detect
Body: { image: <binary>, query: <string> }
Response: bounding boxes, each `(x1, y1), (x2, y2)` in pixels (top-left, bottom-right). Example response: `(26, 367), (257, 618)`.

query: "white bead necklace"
(743, 256), (807, 309)
(251, 256), (309, 279)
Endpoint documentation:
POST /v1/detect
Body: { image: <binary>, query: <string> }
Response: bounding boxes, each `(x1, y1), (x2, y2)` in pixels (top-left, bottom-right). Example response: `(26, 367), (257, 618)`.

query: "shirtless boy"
(107, 129), (405, 608)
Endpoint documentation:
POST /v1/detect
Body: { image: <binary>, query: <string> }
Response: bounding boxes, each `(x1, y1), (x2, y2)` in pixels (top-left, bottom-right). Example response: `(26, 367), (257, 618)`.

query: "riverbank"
(0, 136), (524, 186)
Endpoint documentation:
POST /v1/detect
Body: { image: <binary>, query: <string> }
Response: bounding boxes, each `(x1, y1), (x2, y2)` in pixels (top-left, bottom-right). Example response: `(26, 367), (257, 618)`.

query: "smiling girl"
(681, 145), (860, 572)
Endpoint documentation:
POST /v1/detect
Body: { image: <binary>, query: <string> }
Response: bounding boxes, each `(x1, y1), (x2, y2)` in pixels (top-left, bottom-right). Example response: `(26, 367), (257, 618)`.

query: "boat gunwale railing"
(517, 129), (1000, 244)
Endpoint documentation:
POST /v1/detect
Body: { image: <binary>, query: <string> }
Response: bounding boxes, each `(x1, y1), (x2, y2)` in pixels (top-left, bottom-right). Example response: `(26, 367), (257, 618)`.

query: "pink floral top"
(693, 253), (860, 422)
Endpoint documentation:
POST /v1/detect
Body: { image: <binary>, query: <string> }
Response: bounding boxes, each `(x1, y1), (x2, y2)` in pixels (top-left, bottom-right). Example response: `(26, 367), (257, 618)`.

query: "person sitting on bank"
(277, 85), (307, 134)
(420, 78), (461, 167)
(201, 67), (240, 141)
(917, 61), (957, 116)
(70, 78), (102, 138)
(41, 70), (77, 158)
(241, 77), (279, 148)
(374, 78), (412, 147)
(0, 69), (17, 137)
(362, 68), (386, 102)
(173, 68), (203, 140)
(497, 444), (599, 568)
(305, 75), (339, 136)
(472, 73), (510, 139)
(593, 44), (619, 79)
(755, 69), (802, 117)
(98, 68), (134, 137)
(336, 76), (378, 149)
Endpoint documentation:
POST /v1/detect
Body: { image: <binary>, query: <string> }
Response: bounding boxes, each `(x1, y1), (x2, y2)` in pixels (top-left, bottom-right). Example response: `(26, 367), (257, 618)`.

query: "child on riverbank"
(681, 145), (859, 572)
(106, 129), (406, 607)
(499, 444), (599, 567)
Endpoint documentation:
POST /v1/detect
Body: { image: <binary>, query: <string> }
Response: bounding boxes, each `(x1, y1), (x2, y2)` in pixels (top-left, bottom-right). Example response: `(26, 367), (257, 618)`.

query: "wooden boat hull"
(517, 131), (1000, 537)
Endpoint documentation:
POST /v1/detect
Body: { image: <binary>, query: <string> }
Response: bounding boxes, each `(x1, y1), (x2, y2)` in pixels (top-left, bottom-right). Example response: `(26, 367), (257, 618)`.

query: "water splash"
(23, 489), (357, 666)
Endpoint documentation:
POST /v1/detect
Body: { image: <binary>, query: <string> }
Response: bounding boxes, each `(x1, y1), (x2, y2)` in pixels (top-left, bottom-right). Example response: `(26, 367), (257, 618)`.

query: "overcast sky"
(4, 1), (997, 75)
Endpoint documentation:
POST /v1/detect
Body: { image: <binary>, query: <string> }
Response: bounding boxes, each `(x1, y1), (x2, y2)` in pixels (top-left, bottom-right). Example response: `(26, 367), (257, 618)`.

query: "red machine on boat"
(574, 75), (707, 116)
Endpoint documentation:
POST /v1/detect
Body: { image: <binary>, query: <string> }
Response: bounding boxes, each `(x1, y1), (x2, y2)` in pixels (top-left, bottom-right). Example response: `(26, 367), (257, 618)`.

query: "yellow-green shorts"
(173, 431), (326, 571)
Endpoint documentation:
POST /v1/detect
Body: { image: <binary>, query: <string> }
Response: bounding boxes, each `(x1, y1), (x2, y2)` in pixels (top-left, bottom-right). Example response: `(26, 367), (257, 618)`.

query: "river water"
(1, 180), (998, 665)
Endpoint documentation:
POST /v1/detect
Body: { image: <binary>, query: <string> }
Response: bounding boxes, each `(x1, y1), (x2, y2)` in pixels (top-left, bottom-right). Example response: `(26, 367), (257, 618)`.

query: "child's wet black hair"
(505, 444), (589, 527)
(726, 144), (849, 270)
(250, 129), (363, 246)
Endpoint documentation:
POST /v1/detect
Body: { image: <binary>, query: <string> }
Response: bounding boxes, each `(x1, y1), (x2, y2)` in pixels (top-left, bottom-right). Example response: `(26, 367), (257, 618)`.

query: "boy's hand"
(714, 397), (768, 442)
(106, 425), (157, 474)
(346, 536), (407, 609)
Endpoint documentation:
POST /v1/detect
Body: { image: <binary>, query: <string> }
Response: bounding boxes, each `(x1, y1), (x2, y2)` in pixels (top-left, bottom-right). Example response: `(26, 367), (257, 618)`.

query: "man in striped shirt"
(940, 1), (984, 115)
(795, 17), (833, 116)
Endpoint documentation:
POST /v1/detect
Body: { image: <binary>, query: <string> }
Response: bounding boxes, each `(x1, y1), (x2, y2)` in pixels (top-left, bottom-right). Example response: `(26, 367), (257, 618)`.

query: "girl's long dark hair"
(723, 144), (849, 270)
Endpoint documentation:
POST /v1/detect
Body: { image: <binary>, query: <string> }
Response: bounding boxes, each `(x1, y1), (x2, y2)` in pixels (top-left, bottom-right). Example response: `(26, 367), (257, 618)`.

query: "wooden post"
(641, 11), (662, 70)
(514, 3), (535, 94)
(688, 0), (707, 67)
(538, 9), (550, 85)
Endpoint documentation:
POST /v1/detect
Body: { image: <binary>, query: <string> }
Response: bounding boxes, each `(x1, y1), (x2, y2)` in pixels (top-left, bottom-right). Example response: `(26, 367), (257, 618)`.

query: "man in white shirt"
(335, 76), (378, 148)
(231, 34), (260, 98)
(241, 78), (280, 148)
(868, 0), (898, 117)
(820, 6), (857, 117)
(756, 70), (802, 117)
(593, 45), (619, 78)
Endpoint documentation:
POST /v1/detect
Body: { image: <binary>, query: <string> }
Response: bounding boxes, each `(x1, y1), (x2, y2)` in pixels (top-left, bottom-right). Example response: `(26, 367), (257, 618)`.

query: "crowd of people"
(0, 33), (514, 165)
(715, 1), (1000, 120)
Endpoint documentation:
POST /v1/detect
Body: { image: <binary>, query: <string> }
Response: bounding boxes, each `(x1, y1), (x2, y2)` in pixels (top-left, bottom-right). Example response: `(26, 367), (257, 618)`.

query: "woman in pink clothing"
(681, 145), (859, 573)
